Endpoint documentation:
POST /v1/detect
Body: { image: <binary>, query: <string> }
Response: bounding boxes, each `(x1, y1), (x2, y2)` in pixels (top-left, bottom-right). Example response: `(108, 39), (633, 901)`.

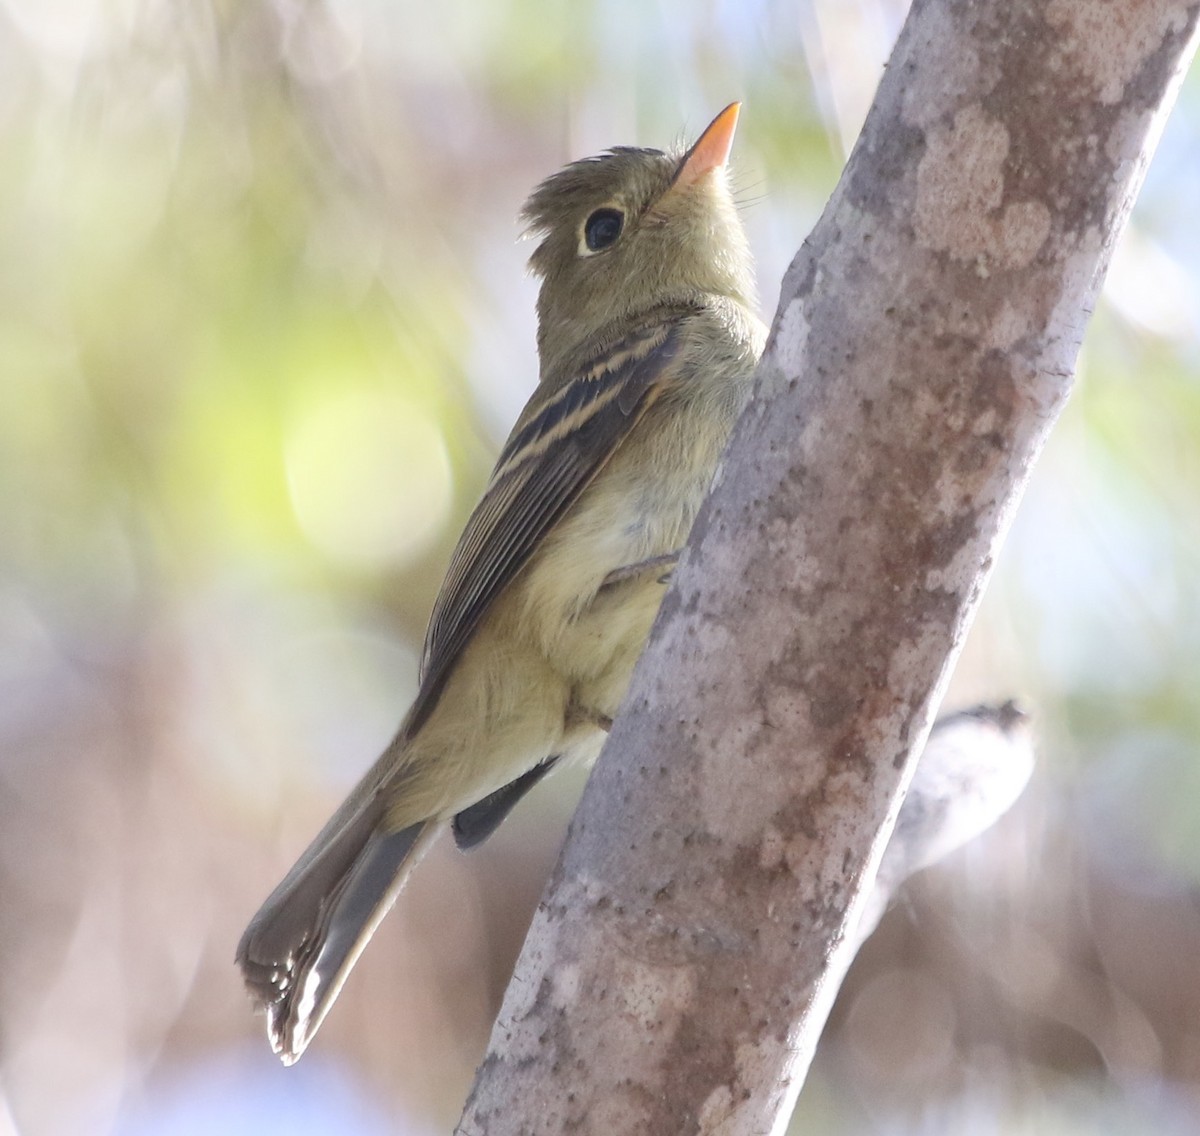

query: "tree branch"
(458, 2), (1200, 1132)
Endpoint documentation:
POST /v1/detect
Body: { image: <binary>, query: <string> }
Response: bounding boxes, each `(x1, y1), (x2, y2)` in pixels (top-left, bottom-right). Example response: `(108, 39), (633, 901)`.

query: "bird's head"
(521, 104), (755, 373)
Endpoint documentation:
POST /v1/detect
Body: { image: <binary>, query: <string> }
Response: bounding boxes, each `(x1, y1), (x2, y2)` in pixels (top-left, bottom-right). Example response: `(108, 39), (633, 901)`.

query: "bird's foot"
(598, 551), (680, 593)
(565, 700), (614, 733)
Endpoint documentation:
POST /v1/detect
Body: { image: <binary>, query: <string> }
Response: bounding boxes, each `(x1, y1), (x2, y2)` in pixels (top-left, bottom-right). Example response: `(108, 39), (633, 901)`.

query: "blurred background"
(0, 0), (1198, 1133)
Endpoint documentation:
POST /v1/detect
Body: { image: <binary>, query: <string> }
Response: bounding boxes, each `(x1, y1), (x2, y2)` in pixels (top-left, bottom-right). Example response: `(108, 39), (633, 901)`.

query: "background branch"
(458, 1), (1200, 1133)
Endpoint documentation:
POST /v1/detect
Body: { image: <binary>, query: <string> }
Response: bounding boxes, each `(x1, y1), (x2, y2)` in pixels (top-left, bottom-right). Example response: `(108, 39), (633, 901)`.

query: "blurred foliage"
(0, 1), (1198, 1134)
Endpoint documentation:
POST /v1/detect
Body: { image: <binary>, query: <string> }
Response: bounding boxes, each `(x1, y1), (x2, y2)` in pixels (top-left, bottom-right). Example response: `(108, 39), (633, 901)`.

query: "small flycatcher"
(237, 104), (765, 1063)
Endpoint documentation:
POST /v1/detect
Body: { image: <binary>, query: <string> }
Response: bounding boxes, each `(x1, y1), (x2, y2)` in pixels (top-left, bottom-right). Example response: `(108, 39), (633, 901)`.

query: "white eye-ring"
(578, 207), (625, 256)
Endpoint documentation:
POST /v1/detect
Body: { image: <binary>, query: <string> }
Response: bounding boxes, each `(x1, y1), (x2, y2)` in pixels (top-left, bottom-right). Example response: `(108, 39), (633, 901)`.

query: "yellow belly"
(384, 352), (756, 829)
(517, 384), (735, 717)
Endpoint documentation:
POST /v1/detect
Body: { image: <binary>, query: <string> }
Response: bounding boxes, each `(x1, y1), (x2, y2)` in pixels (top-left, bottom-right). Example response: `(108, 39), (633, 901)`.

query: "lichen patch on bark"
(1047, 0), (1192, 104)
(914, 105), (1051, 270)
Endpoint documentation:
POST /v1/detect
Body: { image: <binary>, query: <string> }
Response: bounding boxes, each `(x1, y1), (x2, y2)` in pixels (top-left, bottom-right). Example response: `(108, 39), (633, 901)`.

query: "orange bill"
(675, 102), (741, 188)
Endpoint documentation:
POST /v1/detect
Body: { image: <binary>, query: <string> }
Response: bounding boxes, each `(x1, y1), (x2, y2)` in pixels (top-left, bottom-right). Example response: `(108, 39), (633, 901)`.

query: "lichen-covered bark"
(457, 2), (1200, 1134)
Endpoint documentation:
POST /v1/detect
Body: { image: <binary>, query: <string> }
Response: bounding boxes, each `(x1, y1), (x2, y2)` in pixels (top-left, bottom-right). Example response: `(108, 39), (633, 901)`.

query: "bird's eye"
(582, 207), (624, 253)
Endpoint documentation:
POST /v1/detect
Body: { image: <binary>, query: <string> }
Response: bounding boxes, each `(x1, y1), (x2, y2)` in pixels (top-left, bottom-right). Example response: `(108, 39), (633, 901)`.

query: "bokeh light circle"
(285, 388), (453, 570)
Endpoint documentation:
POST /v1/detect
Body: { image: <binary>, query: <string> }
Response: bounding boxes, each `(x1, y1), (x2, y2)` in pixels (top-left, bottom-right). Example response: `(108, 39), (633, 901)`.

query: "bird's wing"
(406, 314), (688, 736)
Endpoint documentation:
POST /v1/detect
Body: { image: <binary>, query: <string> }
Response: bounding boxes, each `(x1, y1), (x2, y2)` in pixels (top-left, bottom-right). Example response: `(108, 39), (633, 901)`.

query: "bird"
(237, 103), (766, 1064)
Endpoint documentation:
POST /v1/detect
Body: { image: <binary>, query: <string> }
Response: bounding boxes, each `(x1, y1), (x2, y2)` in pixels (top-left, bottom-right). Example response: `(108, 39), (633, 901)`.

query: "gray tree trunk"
(457, 1), (1200, 1133)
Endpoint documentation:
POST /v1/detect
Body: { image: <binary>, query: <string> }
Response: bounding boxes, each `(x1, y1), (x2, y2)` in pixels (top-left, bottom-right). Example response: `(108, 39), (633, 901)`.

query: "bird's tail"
(236, 784), (439, 1064)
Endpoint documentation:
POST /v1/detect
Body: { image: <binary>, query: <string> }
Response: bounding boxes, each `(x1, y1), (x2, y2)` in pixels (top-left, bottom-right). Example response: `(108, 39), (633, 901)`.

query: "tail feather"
(237, 789), (439, 1064)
